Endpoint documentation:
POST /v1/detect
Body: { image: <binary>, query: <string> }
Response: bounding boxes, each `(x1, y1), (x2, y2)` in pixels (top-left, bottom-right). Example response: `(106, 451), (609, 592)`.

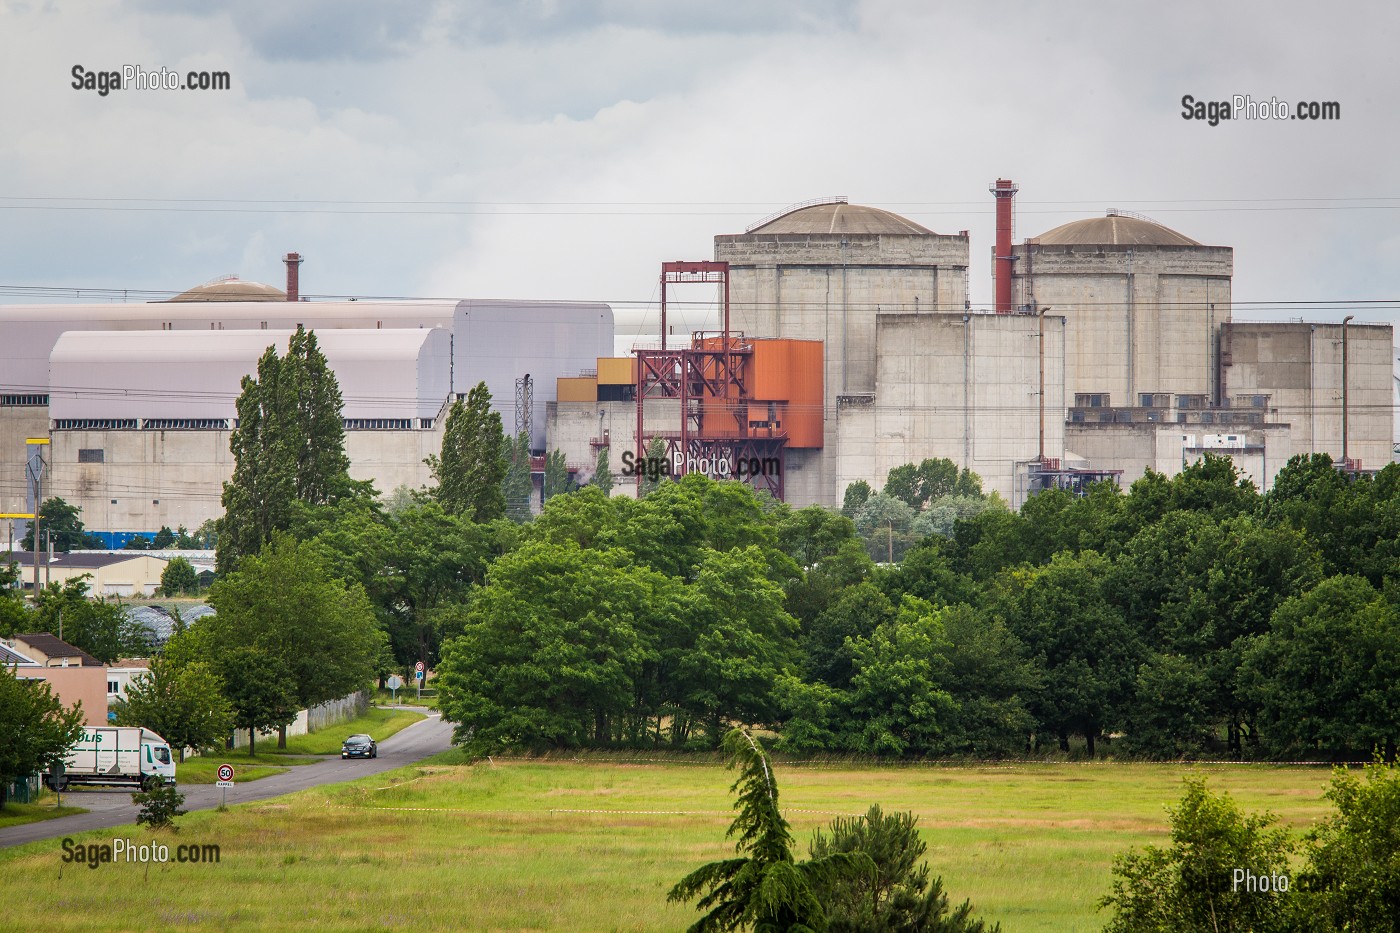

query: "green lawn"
(266, 706), (426, 756)
(373, 687), (438, 710)
(177, 752), (321, 784)
(0, 797), (88, 829)
(0, 757), (1343, 931)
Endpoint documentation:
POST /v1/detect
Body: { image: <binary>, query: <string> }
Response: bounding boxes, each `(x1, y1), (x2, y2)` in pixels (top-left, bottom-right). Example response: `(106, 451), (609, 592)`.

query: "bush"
(132, 783), (186, 831)
(1296, 760), (1400, 931)
(810, 804), (1000, 932)
(1099, 776), (1296, 932)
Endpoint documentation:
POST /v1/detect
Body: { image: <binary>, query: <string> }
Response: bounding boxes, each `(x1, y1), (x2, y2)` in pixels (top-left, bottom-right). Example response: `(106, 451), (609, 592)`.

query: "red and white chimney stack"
(990, 179), (1018, 313)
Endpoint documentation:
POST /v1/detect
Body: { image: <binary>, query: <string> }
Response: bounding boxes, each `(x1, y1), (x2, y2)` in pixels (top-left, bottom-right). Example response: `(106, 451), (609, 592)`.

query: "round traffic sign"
(415, 661), (425, 673)
(217, 764), (235, 782)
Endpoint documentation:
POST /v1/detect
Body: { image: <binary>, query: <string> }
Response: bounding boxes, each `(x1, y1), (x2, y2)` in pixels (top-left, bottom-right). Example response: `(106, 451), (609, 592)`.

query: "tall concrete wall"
(837, 313), (1066, 504)
(1012, 243), (1232, 406)
(1220, 322), (1393, 471)
(546, 400), (641, 497)
(45, 425), (443, 536)
(718, 230), (969, 507)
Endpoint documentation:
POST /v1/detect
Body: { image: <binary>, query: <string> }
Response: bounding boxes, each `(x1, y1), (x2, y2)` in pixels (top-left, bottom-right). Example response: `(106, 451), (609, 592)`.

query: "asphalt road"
(0, 707), (454, 850)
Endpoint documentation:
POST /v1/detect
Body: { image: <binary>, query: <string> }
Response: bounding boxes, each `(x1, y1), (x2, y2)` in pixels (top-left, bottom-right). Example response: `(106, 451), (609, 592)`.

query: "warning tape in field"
(480, 755), (1368, 769)
(323, 803), (862, 818)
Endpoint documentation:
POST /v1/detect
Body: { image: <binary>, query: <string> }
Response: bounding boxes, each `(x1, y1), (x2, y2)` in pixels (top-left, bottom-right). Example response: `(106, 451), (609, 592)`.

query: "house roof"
(3, 551), (161, 569)
(13, 633), (106, 667)
(0, 643), (38, 666)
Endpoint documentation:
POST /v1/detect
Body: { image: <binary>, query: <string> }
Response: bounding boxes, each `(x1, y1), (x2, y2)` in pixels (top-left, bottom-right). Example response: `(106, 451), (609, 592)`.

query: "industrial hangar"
(0, 182), (1393, 542)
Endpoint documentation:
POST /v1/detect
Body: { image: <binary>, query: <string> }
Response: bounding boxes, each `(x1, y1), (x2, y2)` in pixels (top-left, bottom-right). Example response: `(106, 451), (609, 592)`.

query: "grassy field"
(0, 797), (88, 829)
(266, 706), (426, 756)
(0, 756), (1344, 932)
(177, 753), (321, 784)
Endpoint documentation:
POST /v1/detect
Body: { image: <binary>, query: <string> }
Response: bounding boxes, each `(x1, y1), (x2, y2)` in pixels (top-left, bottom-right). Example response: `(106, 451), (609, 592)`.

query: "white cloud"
(0, 0), (1395, 339)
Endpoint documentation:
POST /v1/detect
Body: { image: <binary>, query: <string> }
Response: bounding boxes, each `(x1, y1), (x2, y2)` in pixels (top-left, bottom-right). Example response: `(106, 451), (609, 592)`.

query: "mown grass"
(1, 758), (1342, 932)
(177, 753), (321, 785)
(0, 797), (88, 829)
(257, 707), (426, 757)
(373, 687), (438, 710)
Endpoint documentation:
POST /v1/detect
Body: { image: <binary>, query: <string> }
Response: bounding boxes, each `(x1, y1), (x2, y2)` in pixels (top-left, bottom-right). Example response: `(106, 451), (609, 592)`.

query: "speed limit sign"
(217, 763), (235, 783)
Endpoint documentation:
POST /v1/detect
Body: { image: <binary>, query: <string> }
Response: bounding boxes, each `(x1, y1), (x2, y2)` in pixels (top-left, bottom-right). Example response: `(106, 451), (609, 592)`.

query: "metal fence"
(228, 689), (370, 750)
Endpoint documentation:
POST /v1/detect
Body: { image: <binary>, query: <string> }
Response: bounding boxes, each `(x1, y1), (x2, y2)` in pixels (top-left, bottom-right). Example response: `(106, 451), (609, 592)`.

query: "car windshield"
(345, 735), (370, 744)
(154, 747), (171, 764)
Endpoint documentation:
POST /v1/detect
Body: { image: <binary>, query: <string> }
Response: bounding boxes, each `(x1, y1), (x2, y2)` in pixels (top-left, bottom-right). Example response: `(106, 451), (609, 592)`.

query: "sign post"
(386, 674), (403, 704)
(216, 763), (235, 808)
(415, 661), (425, 700)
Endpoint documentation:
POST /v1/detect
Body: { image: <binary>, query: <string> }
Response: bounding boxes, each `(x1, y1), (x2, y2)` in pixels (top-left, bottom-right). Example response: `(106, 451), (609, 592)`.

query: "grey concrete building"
(1010, 211), (1234, 407)
(715, 199), (976, 505)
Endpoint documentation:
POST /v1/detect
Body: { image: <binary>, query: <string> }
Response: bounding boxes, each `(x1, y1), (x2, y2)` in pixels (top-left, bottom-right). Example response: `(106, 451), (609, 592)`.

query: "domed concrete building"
(714, 198), (973, 505)
(1011, 210), (1233, 406)
(167, 276), (287, 302)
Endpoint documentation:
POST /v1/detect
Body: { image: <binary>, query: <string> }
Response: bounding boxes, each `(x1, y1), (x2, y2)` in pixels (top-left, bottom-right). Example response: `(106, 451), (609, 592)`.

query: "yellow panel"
(596, 357), (637, 385)
(556, 377), (598, 402)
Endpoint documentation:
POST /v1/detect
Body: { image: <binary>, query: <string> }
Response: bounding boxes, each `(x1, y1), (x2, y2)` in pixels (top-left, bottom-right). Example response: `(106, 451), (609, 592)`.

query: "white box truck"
(44, 727), (177, 791)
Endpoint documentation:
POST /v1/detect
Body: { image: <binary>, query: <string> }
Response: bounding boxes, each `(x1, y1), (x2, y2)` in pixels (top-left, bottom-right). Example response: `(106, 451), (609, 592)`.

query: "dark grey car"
(341, 734), (377, 759)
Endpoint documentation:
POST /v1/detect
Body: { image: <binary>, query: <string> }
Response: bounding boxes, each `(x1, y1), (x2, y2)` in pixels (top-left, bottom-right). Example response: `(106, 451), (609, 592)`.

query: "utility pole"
(1341, 315), (1354, 466)
(25, 437), (49, 599)
(1038, 307), (1051, 463)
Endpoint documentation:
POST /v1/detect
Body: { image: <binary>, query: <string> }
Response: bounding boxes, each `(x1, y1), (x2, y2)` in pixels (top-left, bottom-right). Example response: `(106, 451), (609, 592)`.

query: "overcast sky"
(2, 0), (1398, 341)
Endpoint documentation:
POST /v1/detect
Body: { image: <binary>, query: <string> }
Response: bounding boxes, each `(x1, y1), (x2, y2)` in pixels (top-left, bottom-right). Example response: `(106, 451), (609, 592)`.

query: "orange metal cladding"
(557, 376), (597, 402)
(750, 339), (824, 448)
(689, 335), (746, 438)
(595, 357), (636, 385)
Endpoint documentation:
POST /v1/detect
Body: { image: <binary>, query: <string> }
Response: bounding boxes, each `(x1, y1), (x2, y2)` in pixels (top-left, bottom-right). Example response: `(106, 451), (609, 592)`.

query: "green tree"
(593, 446), (614, 495)
(839, 598), (959, 756)
(1297, 761), (1400, 930)
(207, 534), (385, 746)
(853, 494), (918, 563)
(151, 526), (177, 549)
(215, 647), (298, 756)
(436, 539), (678, 752)
(21, 497), (102, 551)
(217, 327), (360, 573)
(123, 535), (153, 550)
(994, 551), (1141, 755)
(882, 464), (922, 509)
(377, 501), (496, 669)
(938, 604), (1038, 756)
(0, 560), (32, 637)
(428, 381), (507, 521)
(159, 557), (199, 596)
(1238, 575), (1400, 758)
(913, 457), (962, 503)
(115, 657), (233, 762)
(543, 449), (569, 501)
(638, 435), (669, 497)
(671, 547), (801, 745)
(502, 431), (534, 521)
(810, 805), (1000, 932)
(1099, 776), (1297, 933)
(668, 729), (871, 933)
(0, 664), (85, 808)
(842, 479), (872, 515)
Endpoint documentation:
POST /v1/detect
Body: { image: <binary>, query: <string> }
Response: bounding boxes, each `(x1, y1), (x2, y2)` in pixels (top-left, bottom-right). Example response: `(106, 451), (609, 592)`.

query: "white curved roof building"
(48, 328), (452, 424)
